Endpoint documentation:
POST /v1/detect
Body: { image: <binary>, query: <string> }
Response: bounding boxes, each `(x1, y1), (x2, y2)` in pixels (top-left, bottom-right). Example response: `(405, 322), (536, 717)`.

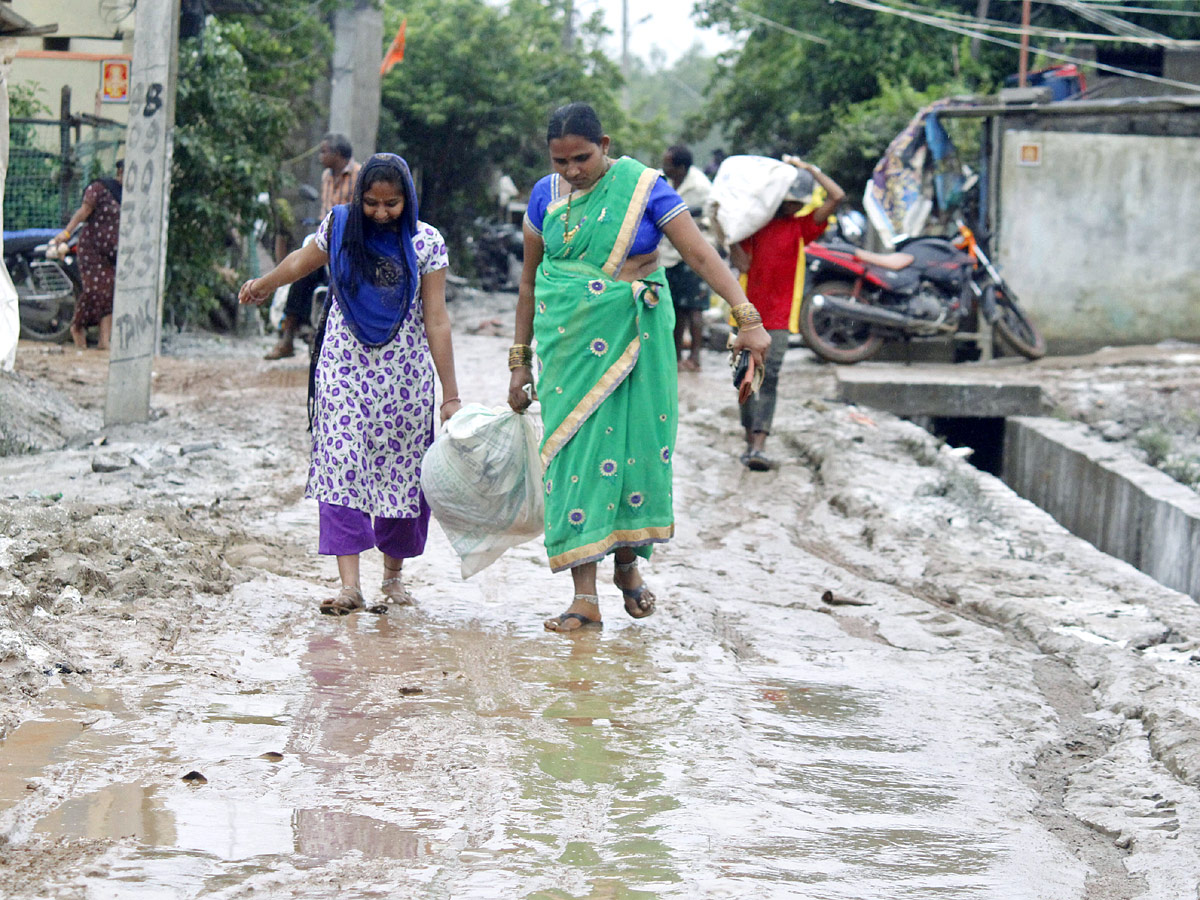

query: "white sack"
(706, 155), (799, 246)
(421, 403), (544, 578)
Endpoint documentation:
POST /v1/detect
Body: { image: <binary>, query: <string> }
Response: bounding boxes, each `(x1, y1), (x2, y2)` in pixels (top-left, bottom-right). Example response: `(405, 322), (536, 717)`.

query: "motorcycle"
(799, 220), (1045, 364)
(467, 218), (523, 292)
(4, 228), (80, 343)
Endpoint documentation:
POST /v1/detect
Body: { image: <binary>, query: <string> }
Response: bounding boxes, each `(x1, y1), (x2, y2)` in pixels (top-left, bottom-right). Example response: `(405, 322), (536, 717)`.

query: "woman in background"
(53, 160), (123, 350)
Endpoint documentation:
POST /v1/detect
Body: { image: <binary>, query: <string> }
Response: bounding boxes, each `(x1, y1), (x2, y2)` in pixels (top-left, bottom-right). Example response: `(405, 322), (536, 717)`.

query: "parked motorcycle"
(4, 228), (80, 343)
(799, 221), (1045, 364)
(467, 218), (523, 292)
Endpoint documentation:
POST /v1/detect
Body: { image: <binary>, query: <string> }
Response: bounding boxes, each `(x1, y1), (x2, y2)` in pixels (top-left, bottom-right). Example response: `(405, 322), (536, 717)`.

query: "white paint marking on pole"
(105, 0), (180, 426)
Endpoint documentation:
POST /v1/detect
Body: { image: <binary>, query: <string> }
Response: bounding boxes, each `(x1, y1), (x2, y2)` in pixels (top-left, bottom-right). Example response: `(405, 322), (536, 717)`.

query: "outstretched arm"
(662, 213), (770, 366)
(238, 240), (329, 306)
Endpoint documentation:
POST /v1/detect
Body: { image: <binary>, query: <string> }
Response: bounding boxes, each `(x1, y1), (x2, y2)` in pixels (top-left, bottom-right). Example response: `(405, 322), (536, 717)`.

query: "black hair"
(115, 159), (125, 171)
(321, 132), (353, 161)
(340, 155), (418, 295)
(665, 145), (693, 169)
(546, 102), (604, 145)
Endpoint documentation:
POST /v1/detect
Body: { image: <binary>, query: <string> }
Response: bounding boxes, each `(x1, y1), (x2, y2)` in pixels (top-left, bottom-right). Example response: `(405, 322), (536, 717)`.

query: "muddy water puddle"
(1, 600), (1028, 898)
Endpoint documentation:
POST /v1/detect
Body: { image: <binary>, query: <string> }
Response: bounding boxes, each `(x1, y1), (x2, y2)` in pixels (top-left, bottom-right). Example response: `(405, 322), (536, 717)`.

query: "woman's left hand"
(439, 398), (462, 424)
(238, 278), (271, 306)
(732, 326), (771, 369)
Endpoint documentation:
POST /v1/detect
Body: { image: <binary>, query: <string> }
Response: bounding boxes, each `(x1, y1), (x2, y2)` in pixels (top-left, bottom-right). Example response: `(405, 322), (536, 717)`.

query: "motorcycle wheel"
(990, 284), (1046, 360)
(799, 280), (884, 364)
(19, 300), (75, 343)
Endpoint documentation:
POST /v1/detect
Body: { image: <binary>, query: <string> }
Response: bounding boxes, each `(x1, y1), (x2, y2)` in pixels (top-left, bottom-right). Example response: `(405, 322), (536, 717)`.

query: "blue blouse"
(524, 168), (688, 257)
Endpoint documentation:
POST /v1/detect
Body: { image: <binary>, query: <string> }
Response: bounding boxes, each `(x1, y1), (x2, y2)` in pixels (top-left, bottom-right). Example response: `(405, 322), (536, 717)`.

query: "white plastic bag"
(420, 403), (544, 577)
(706, 155), (800, 246)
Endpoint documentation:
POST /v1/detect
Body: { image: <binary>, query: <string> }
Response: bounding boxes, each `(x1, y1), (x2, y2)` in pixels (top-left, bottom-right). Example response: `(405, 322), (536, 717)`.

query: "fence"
(5, 87), (124, 232)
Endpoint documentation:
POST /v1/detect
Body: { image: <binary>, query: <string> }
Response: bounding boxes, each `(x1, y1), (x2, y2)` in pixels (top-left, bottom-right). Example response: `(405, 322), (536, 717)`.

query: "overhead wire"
(720, 1), (831, 43)
(876, 0), (1200, 43)
(829, 0), (1200, 91)
(990, 0), (1200, 15)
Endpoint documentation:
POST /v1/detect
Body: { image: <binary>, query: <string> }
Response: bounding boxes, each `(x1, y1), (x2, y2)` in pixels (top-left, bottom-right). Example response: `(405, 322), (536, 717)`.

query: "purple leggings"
(318, 498), (430, 559)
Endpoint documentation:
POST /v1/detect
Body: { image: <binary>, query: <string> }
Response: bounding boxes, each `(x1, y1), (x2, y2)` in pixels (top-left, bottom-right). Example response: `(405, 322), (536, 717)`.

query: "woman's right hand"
(732, 326), (771, 369)
(508, 368), (535, 412)
(238, 278), (270, 306)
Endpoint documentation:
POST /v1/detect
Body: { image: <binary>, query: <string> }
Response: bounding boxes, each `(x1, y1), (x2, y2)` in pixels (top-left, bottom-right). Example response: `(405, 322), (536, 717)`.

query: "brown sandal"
(319, 585), (364, 616)
(376, 577), (414, 613)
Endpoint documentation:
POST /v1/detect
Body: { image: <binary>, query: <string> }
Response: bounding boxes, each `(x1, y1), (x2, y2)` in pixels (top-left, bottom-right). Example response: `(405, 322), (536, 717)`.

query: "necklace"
(561, 191), (585, 245)
(559, 159), (611, 246)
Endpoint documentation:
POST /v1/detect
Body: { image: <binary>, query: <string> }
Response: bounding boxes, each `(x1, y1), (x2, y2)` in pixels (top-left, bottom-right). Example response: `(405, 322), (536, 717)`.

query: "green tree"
(695, 0), (974, 157)
(4, 84), (60, 231)
(625, 44), (726, 162)
(694, 0), (1200, 199)
(377, 0), (649, 254)
(165, 6), (332, 328)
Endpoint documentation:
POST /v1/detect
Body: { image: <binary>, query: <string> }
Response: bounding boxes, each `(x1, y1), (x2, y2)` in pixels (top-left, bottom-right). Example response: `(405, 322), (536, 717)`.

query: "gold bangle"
(730, 302), (761, 329)
(508, 343), (533, 370)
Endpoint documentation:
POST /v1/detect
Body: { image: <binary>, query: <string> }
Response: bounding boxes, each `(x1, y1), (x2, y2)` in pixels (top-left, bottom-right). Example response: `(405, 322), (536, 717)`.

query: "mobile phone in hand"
(731, 350), (749, 388)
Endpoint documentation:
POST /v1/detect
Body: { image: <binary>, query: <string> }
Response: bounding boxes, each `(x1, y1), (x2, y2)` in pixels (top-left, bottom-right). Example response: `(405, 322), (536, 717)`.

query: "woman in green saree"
(508, 103), (770, 633)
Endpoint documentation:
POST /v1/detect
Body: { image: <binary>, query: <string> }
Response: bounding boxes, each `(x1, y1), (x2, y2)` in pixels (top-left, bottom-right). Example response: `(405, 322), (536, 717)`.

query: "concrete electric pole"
(104, 0), (180, 426)
(329, 0), (382, 159)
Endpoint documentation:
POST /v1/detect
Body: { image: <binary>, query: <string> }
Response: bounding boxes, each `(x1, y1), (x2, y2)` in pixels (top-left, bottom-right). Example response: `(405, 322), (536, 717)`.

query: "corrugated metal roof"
(938, 94), (1200, 118)
(0, 3), (57, 37)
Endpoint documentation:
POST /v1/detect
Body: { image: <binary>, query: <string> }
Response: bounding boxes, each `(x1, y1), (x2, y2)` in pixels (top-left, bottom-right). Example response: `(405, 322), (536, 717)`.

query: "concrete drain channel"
(836, 368), (1200, 601)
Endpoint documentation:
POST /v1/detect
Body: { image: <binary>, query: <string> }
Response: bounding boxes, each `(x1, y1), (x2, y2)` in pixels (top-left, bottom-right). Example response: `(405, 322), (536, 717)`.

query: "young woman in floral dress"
(239, 154), (461, 614)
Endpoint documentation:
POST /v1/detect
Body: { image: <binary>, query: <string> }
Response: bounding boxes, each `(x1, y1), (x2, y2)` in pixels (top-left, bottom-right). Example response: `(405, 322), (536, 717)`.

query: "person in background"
(730, 156), (845, 471)
(239, 154), (461, 615)
(508, 102), (769, 634)
(704, 147), (726, 181)
(265, 133), (360, 360)
(660, 145), (714, 371)
(53, 160), (123, 351)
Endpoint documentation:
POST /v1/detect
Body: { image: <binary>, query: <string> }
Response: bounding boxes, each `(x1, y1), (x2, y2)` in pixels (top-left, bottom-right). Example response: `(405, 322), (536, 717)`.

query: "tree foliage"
(694, 0), (1200, 204)
(377, 0), (648, 251)
(165, 6), (331, 327)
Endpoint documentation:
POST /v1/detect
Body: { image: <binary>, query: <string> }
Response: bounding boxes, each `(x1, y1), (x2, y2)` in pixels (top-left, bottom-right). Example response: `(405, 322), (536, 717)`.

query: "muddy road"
(1, 305), (1199, 899)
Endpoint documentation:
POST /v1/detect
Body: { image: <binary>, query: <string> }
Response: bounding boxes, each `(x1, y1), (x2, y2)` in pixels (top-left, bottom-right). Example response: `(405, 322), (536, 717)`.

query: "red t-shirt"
(740, 214), (828, 330)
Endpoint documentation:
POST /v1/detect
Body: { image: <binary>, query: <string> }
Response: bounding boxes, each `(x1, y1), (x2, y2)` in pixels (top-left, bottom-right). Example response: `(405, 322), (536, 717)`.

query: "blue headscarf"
(327, 153), (421, 347)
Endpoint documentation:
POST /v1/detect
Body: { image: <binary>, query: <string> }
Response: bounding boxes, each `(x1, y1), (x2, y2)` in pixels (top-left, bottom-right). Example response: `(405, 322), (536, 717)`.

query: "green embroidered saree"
(534, 157), (678, 572)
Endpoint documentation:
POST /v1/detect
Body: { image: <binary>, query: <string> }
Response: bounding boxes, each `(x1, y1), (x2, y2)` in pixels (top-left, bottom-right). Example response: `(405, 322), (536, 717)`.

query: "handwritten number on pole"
(143, 83), (163, 118)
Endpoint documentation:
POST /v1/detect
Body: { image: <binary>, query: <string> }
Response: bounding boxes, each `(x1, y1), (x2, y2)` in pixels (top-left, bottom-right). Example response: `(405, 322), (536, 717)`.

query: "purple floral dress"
(307, 217), (449, 517)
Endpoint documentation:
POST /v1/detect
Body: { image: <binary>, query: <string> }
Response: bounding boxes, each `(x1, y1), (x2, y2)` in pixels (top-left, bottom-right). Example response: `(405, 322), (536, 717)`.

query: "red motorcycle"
(798, 222), (1045, 364)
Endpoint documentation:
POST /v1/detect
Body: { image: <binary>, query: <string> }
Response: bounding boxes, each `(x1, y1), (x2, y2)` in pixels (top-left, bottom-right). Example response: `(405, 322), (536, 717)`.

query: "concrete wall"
(1003, 416), (1200, 599)
(996, 130), (1200, 348)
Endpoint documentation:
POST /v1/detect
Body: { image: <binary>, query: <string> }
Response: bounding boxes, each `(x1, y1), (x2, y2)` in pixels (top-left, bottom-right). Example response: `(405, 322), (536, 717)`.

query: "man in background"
(660, 144), (713, 371)
(265, 133), (359, 360)
(730, 157), (845, 470)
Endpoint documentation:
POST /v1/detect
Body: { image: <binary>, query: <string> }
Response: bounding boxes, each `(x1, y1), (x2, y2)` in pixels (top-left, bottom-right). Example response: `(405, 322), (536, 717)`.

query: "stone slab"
(836, 368), (1046, 418)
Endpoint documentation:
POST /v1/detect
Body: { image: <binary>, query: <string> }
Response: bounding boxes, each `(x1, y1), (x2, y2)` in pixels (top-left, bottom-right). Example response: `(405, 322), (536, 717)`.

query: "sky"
(585, 0), (734, 66)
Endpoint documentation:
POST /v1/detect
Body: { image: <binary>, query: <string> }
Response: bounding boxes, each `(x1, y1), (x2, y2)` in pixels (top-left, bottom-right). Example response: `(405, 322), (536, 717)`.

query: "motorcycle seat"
(853, 248), (915, 270)
(3, 231), (58, 255)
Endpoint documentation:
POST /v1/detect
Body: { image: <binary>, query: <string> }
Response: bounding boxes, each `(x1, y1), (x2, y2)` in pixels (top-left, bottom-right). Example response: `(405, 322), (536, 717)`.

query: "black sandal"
(614, 560), (656, 619)
(544, 594), (603, 632)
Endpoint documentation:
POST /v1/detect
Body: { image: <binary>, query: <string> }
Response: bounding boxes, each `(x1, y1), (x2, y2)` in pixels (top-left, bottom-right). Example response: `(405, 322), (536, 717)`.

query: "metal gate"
(5, 86), (124, 232)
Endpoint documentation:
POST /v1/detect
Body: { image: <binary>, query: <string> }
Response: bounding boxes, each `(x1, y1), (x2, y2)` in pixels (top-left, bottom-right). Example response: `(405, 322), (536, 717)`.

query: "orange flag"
(380, 19), (407, 75)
